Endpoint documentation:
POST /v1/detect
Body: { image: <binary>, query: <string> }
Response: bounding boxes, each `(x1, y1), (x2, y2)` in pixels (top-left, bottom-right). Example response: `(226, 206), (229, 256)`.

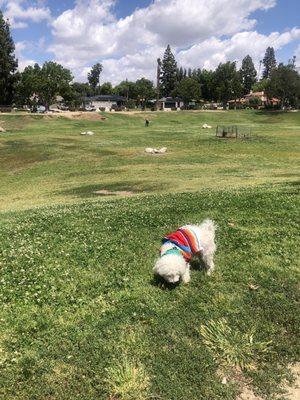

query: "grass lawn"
(0, 110), (299, 399)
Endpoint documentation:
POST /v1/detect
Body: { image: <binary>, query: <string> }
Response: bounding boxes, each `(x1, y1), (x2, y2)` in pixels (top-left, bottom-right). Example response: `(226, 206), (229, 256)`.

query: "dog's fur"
(153, 219), (216, 284)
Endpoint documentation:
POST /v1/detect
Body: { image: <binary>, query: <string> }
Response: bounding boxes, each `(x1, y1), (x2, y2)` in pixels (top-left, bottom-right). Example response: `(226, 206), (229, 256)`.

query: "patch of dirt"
(237, 363), (300, 400)
(238, 387), (263, 400)
(93, 189), (134, 197)
(55, 112), (106, 121)
(285, 363), (300, 399)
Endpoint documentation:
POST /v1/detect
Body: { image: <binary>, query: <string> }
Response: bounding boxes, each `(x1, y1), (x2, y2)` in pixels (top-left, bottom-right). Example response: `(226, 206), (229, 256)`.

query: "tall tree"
(240, 55), (257, 94)
(88, 63), (103, 93)
(135, 78), (155, 109)
(266, 63), (300, 108)
(262, 47), (277, 79)
(214, 62), (243, 106)
(160, 45), (177, 96)
(0, 11), (18, 105)
(199, 69), (216, 101)
(172, 77), (201, 108)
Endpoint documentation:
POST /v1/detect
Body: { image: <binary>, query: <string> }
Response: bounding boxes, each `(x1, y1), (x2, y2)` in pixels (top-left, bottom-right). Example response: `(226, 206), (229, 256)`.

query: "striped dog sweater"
(162, 225), (204, 262)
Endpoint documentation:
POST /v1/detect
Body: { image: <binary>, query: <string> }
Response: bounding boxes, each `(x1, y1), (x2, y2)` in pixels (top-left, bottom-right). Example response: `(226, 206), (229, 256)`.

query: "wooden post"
(156, 58), (161, 111)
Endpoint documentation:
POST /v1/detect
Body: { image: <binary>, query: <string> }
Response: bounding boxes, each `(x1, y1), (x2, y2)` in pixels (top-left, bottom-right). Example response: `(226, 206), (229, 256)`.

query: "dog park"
(0, 109), (299, 400)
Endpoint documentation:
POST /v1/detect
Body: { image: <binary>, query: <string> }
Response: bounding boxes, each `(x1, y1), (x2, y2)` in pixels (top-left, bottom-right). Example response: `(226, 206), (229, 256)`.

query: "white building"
(84, 95), (126, 111)
(158, 97), (184, 111)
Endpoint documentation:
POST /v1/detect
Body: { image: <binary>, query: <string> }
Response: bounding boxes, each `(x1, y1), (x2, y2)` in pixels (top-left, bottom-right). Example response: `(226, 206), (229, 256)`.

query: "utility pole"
(156, 58), (161, 111)
(258, 60), (262, 81)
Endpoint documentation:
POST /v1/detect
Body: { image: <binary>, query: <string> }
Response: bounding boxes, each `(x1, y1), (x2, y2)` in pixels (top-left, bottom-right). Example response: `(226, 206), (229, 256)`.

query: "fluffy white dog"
(153, 219), (216, 284)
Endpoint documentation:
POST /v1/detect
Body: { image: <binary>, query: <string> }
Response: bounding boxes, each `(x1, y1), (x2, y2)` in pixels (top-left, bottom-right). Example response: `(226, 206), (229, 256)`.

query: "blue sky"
(1, 0), (299, 83)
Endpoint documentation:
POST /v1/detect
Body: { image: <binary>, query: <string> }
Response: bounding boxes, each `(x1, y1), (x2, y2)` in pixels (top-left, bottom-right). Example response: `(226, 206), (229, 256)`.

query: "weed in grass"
(105, 358), (151, 400)
(199, 318), (272, 371)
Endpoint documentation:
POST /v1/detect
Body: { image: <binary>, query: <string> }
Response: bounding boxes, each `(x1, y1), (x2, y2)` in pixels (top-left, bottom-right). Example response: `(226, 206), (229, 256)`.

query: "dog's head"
(153, 253), (187, 283)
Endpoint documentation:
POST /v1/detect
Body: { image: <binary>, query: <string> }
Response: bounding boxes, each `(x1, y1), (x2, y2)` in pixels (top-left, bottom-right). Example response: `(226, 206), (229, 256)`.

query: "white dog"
(153, 219), (216, 284)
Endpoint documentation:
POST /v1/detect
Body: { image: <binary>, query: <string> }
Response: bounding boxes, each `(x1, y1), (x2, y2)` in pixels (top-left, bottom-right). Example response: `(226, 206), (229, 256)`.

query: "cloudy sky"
(1, 0), (300, 84)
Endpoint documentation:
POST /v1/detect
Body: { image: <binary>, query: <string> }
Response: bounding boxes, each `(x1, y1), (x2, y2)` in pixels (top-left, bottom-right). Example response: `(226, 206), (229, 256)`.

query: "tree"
(15, 64), (41, 107)
(15, 62), (73, 110)
(160, 45), (177, 96)
(266, 63), (300, 108)
(0, 11), (18, 105)
(176, 66), (184, 82)
(240, 55), (257, 94)
(38, 62), (73, 109)
(135, 78), (155, 109)
(114, 80), (137, 100)
(214, 62), (243, 106)
(65, 82), (92, 108)
(262, 47), (276, 79)
(199, 69), (216, 101)
(88, 63), (103, 93)
(172, 77), (201, 108)
(252, 79), (268, 93)
(98, 82), (113, 95)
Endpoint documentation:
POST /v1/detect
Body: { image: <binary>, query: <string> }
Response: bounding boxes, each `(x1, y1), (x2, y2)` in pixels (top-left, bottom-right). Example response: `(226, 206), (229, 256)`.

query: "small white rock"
(221, 377), (227, 385)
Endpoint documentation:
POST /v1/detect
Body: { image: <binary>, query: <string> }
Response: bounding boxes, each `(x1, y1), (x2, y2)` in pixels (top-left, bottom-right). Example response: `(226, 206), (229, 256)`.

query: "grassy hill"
(0, 110), (299, 399)
(0, 110), (299, 211)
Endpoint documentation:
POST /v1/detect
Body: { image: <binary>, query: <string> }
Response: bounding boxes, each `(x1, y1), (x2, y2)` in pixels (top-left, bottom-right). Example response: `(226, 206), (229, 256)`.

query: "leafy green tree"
(114, 80), (137, 100)
(160, 45), (177, 96)
(64, 82), (92, 108)
(191, 68), (202, 83)
(135, 78), (155, 109)
(240, 55), (257, 94)
(15, 62), (73, 110)
(38, 62), (73, 109)
(98, 82), (113, 95)
(266, 63), (300, 107)
(214, 62), (243, 105)
(88, 63), (103, 93)
(252, 79), (268, 93)
(15, 64), (41, 107)
(172, 77), (201, 108)
(199, 69), (216, 101)
(262, 47), (277, 79)
(0, 11), (18, 105)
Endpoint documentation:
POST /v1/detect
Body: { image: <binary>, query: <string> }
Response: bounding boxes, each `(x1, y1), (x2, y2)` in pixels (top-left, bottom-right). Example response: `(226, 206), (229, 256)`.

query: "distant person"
(145, 119), (150, 127)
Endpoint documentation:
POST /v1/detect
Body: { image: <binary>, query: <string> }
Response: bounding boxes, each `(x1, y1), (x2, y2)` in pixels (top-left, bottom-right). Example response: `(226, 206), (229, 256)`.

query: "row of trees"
(1, 10), (300, 109)
(158, 44), (300, 107)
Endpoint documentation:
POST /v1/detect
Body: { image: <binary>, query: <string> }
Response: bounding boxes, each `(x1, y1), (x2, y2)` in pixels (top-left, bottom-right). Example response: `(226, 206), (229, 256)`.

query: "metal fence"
(216, 125), (251, 139)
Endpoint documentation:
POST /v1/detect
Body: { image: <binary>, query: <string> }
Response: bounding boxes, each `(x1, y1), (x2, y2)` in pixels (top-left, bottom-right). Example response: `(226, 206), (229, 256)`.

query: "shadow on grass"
(150, 274), (179, 291)
(58, 180), (170, 198)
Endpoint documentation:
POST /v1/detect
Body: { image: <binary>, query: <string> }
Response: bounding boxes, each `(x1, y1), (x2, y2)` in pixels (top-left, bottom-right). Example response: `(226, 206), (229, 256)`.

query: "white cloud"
(1, 0), (51, 28)
(10, 0), (296, 83)
(15, 41), (36, 71)
(177, 28), (300, 71)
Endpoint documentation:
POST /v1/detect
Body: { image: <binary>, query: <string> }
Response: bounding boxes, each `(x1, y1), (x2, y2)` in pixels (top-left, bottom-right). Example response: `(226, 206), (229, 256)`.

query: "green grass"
(0, 110), (299, 211)
(0, 110), (299, 399)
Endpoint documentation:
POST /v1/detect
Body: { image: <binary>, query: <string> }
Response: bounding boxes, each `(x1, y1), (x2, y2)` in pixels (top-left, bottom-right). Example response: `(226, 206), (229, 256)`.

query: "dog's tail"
(200, 219), (217, 232)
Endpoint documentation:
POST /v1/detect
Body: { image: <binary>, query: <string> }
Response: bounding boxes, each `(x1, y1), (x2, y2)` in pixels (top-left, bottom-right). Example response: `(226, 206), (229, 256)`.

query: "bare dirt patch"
(56, 112), (106, 121)
(93, 189), (134, 197)
(237, 363), (300, 400)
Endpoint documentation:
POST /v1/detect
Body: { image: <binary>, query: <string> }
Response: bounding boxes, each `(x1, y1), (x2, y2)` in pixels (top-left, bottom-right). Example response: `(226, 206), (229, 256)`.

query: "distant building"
(158, 97), (184, 110)
(229, 91), (279, 108)
(84, 95), (126, 110)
